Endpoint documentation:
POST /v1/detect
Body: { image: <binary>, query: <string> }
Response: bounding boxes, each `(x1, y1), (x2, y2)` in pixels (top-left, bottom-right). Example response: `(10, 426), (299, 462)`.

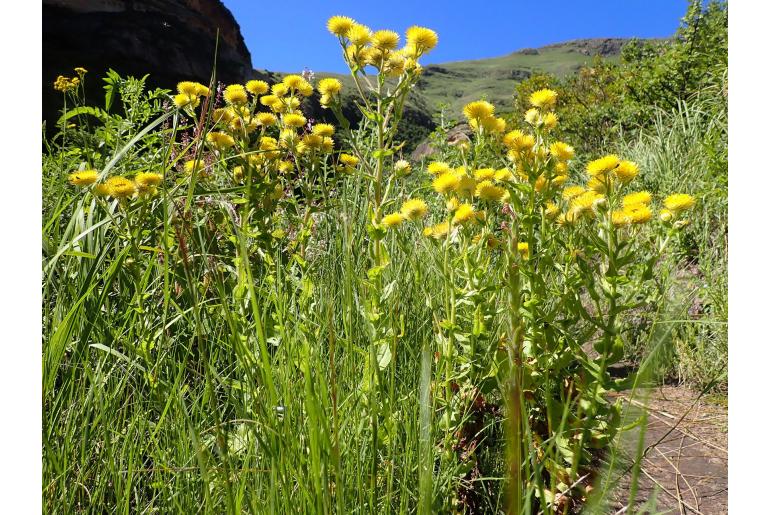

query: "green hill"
(413, 38), (634, 119)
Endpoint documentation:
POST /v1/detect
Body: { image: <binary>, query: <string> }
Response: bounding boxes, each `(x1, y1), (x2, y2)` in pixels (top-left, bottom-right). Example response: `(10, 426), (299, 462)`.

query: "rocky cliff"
(43, 0), (254, 125)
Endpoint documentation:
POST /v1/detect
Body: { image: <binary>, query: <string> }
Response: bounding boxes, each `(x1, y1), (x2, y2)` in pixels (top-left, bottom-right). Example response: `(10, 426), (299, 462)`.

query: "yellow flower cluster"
(174, 81), (210, 109)
(462, 100), (507, 135)
(383, 198), (429, 230)
(327, 16), (437, 77)
(54, 75), (80, 92)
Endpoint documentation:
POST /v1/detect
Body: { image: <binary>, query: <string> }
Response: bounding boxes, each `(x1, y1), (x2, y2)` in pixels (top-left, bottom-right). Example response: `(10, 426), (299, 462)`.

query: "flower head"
(224, 84), (248, 105)
(135, 172), (163, 189)
(106, 176), (136, 199)
(246, 80), (269, 95)
(517, 242), (530, 259)
(347, 24), (372, 46)
(562, 185), (586, 201)
(529, 89), (558, 110)
(424, 221), (450, 239)
(327, 15), (355, 36)
(206, 131), (236, 150)
(663, 193), (696, 213)
(452, 203), (476, 225)
(550, 142), (575, 161)
(622, 191), (652, 207)
(586, 154), (620, 178)
(433, 172), (460, 194)
(463, 100), (495, 121)
(312, 123), (335, 137)
(282, 113), (307, 128)
(68, 169), (98, 186)
(473, 168), (496, 181)
(400, 198), (428, 220)
(475, 180), (506, 202)
(405, 26), (438, 54)
(255, 112), (277, 126)
(339, 154), (359, 167)
(372, 30), (400, 50)
(427, 161), (451, 175)
(615, 160), (639, 183)
(382, 212), (405, 229)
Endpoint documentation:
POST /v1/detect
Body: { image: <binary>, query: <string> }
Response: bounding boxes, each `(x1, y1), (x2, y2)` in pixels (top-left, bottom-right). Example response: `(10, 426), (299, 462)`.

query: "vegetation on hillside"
(42, 1), (726, 512)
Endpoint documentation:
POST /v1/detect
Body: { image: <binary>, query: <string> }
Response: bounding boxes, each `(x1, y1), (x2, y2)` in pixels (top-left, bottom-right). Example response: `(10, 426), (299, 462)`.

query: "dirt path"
(607, 385), (728, 514)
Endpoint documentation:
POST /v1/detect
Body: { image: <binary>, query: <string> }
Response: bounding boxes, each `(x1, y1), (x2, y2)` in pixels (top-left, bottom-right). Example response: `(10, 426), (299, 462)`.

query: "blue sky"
(221, 0), (689, 73)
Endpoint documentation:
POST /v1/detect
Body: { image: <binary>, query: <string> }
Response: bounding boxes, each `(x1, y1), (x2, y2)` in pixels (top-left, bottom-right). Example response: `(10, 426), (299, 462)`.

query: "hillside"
(413, 38), (632, 119)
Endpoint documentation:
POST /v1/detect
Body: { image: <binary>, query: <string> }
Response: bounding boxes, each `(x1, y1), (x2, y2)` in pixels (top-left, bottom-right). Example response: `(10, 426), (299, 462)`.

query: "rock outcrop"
(43, 0), (254, 126)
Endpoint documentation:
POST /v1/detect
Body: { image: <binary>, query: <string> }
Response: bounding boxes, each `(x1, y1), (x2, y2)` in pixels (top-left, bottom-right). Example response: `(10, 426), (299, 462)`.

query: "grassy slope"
(414, 40), (625, 119)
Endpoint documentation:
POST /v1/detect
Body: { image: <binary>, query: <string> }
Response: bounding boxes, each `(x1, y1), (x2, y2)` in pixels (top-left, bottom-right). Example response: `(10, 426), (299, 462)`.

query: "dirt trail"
(608, 385), (728, 514)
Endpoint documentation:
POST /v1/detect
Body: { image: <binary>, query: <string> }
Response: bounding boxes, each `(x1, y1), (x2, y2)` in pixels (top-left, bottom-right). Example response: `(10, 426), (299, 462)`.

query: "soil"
(606, 385), (728, 514)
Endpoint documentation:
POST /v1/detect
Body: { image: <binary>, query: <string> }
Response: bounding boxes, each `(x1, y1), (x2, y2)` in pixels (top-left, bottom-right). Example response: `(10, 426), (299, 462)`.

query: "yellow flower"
(68, 169), (98, 186)
(525, 108), (540, 126)
(587, 176), (609, 194)
(246, 80), (269, 95)
(400, 198), (428, 220)
(570, 191), (603, 218)
(318, 78), (342, 96)
(456, 175), (476, 198)
(372, 30), (399, 50)
(622, 191), (652, 207)
(327, 15), (355, 36)
(206, 131), (236, 150)
(625, 204), (652, 224)
(194, 83), (210, 96)
(463, 100), (495, 121)
(183, 160), (205, 175)
(495, 168), (514, 182)
(339, 154), (359, 167)
(106, 176), (136, 199)
(452, 203), (476, 225)
(473, 168), (496, 181)
(394, 159), (412, 176)
(298, 82), (314, 97)
(663, 193), (696, 213)
(611, 210), (630, 227)
(382, 212), (405, 229)
(446, 197), (461, 212)
(433, 172), (460, 194)
(282, 113), (307, 128)
(405, 26), (438, 53)
(347, 24), (372, 46)
(424, 221), (450, 239)
(283, 74), (304, 89)
(550, 142), (575, 161)
(615, 160), (639, 183)
(312, 123), (335, 137)
(475, 180), (506, 202)
(586, 154), (620, 177)
(659, 208), (674, 222)
(260, 94), (280, 108)
(135, 172), (163, 189)
(255, 112), (277, 126)
(74, 67), (88, 75)
(517, 242), (530, 259)
(278, 160), (295, 173)
(177, 81), (200, 96)
(503, 130), (535, 152)
(562, 185), (585, 201)
(224, 84), (248, 105)
(529, 89), (558, 110)
(427, 161), (451, 175)
(93, 184), (111, 196)
(542, 112), (558, 130)
(173, 93), (198, 108)
(271, 83), (288, 97)
(233, 166), (244, 183)
(302, 134), (324, 150)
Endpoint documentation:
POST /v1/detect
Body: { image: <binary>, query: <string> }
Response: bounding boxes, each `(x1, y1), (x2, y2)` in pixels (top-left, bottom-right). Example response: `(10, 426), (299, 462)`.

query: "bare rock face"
(43, 0), (254, 125)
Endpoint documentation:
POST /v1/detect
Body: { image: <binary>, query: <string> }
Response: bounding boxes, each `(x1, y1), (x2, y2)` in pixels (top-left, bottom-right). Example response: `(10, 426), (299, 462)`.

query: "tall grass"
(617, 94), (727, 390)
